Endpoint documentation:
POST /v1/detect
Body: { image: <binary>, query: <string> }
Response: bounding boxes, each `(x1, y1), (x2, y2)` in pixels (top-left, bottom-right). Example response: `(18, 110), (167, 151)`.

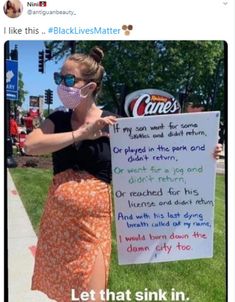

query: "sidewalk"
(216, 158), (225, 175)
(7, 170), (55, 302)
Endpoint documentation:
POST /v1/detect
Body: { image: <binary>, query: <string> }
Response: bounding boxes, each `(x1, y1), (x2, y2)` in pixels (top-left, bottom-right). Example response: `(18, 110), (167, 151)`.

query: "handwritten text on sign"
(109, 112), (220, 265)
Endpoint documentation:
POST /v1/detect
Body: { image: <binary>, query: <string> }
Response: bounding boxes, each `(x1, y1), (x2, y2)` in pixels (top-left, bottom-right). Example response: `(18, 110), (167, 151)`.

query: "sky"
(9, 40), (65, 110)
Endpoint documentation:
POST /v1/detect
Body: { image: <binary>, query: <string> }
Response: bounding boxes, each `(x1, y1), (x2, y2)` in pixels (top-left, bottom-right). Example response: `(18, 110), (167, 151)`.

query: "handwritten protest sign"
(109, 112), (220, 265)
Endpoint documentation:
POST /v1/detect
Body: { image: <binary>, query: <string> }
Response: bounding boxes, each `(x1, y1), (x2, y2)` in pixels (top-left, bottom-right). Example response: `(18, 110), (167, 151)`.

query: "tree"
(154, 41), (224, 115)
(45, 41), (225, 118)
(17, 71), (28, 106)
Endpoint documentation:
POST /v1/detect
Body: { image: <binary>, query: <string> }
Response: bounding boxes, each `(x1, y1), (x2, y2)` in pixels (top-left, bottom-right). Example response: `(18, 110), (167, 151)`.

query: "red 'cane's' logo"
(124, 89), (181, 117)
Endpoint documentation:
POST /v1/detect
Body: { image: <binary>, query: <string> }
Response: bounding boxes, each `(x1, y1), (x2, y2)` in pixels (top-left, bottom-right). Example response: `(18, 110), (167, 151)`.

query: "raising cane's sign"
(124, 89), (181, 117)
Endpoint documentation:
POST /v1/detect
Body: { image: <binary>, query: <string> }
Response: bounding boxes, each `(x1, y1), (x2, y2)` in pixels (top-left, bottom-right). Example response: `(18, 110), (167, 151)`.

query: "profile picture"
(3, 0), (23, 18)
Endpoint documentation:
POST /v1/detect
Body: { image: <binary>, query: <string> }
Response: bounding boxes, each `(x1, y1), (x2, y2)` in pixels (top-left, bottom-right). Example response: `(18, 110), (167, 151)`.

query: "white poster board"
(109, 112), (220, 265)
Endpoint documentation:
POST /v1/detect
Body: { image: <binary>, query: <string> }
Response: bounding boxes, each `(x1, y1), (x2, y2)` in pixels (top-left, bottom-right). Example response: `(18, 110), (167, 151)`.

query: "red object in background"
(10, 117), (18, 136)
(29, 108), (40, 118)
(24, 116), (33, 132)
(18, 132), (26, 149)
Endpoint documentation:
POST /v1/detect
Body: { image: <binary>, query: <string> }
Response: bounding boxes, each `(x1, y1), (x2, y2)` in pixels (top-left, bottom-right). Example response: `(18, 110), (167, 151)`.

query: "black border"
(4, 41), (9, 302)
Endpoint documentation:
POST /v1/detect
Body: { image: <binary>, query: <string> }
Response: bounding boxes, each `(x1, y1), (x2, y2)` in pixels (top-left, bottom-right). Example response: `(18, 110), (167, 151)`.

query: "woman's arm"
(24, 116), (117, 156)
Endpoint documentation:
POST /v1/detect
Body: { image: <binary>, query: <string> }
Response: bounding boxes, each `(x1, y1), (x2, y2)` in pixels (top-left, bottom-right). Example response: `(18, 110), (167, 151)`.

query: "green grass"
(10, 168), (225, 302)
(10, 168), (53, 233)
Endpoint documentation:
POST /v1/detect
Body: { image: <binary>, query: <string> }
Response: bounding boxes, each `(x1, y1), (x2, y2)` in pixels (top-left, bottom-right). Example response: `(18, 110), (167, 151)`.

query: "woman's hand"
(213, 143), (222, 160)
(74, 116), (117, 141)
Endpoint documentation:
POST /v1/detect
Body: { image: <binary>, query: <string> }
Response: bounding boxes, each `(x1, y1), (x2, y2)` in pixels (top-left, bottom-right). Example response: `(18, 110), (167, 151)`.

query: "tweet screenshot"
(2, 0), (234, 301)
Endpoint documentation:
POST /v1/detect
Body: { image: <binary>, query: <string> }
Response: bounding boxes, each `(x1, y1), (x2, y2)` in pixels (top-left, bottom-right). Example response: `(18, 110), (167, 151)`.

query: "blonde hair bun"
(89, 46), (104, 64)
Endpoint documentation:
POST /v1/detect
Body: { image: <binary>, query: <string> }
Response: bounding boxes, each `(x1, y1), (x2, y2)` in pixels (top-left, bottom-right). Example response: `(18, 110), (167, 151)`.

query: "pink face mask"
(57, 83), (92, 109)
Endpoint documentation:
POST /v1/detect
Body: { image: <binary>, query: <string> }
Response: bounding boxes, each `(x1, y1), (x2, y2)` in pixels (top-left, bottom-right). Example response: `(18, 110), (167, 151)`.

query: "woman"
(26, 47), (117, 302)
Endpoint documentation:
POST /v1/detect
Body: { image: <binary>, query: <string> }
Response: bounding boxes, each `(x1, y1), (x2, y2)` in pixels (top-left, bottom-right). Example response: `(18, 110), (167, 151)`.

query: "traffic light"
(38, 51), (44, 73)
(48, 89), (53, 104)
(45, 47), (52, 60)
(45, 89), (53, 104)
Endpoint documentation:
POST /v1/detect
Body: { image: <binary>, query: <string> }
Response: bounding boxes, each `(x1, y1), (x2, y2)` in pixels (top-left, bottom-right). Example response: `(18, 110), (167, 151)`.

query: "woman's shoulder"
(47, 110), (72, 132)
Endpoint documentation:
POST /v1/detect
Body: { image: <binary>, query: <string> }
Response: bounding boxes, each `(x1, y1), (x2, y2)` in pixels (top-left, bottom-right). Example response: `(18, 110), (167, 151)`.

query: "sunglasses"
(53, 72), (91, 87)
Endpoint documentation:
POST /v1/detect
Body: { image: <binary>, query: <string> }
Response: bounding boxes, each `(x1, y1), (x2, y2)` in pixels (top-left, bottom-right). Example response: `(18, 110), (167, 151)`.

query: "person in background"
(184, 102), (206, 113)
(184, 101), (222, 158)
(23, 112), (34, 134)
(9, 114), (18, 144)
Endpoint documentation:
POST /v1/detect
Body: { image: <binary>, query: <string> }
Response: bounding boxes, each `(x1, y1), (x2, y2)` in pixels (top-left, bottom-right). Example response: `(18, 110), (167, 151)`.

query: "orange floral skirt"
(31, 169), (112, 302)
